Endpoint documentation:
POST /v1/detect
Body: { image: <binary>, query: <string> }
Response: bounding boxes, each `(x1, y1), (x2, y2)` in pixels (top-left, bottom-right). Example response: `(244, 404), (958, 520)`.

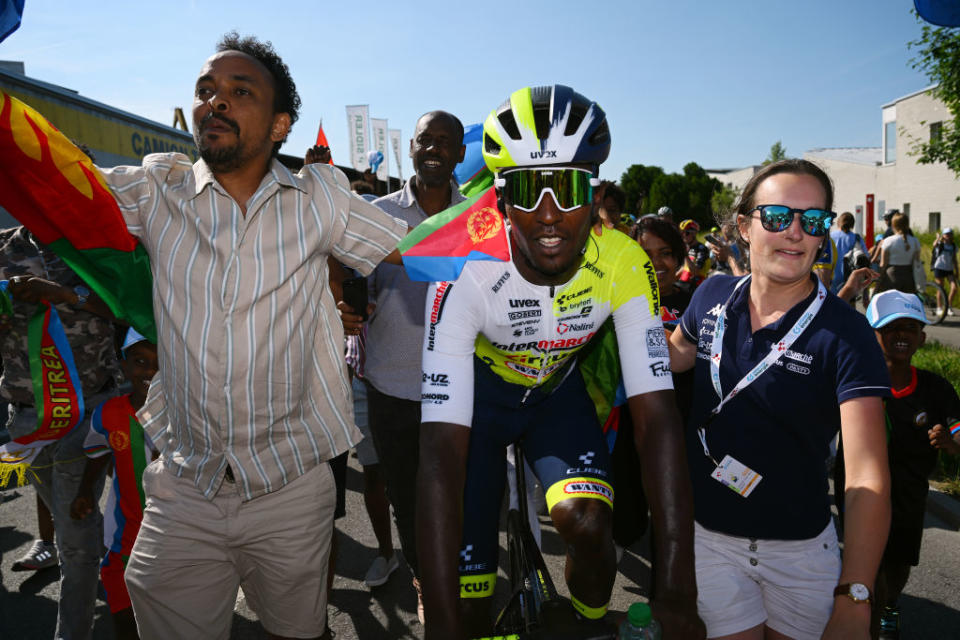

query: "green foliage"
(619, 164), (664, 215)
(711, 183), (740, 218)
(763, 140), (787, 165)
(620, 161), (722, 227)
(908, 20), (960, 194)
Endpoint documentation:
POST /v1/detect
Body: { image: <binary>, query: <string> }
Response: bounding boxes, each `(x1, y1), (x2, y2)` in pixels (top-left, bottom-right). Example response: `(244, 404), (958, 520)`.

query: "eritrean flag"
(454, 123), (494, 197)
(398, 187), (509, 282)
(0, 90), (156, 342)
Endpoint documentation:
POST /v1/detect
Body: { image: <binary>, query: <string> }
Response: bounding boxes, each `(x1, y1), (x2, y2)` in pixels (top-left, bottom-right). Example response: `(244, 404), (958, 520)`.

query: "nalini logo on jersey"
(556, 321), (594, 334)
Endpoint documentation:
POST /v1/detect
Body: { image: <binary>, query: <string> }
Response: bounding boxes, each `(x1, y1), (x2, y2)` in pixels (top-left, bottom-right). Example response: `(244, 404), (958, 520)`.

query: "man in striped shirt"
(99, 33), (407, 639)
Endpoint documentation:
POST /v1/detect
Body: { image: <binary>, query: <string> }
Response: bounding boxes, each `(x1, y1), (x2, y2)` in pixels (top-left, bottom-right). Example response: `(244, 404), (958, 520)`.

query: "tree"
(763, 140), (787, 165)
(619, 164), (664, 214)
(711, 183), (740, 218)
(908, 20), (960, 192)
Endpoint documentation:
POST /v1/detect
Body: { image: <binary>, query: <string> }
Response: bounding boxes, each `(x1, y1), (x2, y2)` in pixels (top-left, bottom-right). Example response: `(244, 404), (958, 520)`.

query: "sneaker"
(412, 577), (425, 625)
(12, 540), (58, 571)
(936, 308), (945, 317)
(949, 308), (956, 316)
(363, 554), (399, 587)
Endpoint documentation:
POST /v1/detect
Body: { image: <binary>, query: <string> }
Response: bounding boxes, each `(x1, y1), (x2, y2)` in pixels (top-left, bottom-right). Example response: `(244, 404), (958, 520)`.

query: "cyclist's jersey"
(812, 237), (837, 274)
(421, 228), (672, 427)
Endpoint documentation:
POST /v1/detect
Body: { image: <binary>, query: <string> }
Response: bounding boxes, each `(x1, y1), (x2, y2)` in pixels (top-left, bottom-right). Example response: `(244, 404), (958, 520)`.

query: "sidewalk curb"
(927, 487), (960, 530)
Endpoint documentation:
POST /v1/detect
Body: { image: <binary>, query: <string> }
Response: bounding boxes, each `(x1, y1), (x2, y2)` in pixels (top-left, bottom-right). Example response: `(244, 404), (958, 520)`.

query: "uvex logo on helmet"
(529, 150), (558, 159)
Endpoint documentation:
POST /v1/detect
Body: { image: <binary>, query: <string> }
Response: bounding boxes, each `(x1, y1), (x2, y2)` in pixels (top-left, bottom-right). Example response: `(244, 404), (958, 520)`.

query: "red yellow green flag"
(0, 90), (156, 342)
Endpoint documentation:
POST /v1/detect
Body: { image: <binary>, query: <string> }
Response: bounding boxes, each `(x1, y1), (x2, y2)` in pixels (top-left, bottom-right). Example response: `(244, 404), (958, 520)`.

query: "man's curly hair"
(216, 32), (301, 155)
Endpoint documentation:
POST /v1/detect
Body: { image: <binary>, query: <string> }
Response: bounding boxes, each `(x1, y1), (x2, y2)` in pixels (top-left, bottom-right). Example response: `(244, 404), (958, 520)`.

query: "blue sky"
(0, 0), (931, 182)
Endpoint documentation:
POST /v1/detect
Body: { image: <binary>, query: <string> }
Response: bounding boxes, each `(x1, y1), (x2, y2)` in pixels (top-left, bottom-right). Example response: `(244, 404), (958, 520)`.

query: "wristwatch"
(72, 285), (90, 309)
(833, 582), (872, 604)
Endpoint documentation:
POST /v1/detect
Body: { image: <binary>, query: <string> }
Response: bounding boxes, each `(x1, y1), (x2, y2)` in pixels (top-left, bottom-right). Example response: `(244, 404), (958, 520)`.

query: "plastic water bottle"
(618, 602), (661, 639)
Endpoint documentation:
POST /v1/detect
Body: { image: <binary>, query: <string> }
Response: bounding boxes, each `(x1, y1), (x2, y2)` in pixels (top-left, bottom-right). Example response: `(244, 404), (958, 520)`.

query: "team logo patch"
(646, 327), (668, 358)
(467, 207), (503, 245)
(109, 430), (129, 452)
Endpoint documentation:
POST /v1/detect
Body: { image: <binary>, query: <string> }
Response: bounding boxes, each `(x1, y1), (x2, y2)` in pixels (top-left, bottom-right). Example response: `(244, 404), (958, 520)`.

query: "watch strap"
(833, 582), (872, 603)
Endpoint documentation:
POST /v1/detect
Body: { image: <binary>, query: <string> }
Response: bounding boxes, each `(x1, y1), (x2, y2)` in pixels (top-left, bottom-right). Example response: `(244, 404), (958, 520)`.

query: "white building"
(709, 86), (960, 236)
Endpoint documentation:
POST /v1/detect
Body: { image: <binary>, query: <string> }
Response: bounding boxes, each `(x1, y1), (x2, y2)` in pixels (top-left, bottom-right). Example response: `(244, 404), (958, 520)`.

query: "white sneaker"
(363, 554), (399, 587)
(12, 540), (58, 571)
(949, 308), (956, 316)
(936, 308), (945, 317)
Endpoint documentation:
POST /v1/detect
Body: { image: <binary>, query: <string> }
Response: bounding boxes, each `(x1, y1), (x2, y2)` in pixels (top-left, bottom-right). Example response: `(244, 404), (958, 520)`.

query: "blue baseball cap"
(121, 327), (150, 353)
(865, 290), (928, 329)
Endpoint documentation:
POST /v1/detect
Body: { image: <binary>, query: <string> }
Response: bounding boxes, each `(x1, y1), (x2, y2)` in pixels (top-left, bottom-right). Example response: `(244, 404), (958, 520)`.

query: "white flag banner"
(389, 129), (403, 182)
(345, 105), (370, 172)
(370, 118), (389, 182)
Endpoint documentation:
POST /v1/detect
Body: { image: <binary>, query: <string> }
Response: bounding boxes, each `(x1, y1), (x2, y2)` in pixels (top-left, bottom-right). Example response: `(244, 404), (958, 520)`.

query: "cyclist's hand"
(929, 424), (960, 455)
(651, 597), (706, 639)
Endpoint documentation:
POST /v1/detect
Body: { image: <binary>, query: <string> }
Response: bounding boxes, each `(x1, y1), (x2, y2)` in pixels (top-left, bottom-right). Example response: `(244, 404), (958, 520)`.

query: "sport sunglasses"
(750, 205), (837, 237)
(495, 167), (600, 213)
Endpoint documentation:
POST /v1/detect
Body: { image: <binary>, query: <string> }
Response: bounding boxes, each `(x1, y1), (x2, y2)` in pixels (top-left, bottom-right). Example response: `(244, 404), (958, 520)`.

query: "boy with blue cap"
(70, 328), (159, 640)
(837, 290), (960, 638)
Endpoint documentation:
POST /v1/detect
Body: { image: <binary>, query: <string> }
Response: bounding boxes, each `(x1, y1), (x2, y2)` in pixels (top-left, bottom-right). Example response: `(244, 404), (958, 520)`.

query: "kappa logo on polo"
(707, 304), (724, 317)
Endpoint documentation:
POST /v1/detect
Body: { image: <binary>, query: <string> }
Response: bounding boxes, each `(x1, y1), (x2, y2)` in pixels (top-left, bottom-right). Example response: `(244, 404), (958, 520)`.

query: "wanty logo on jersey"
(467, 207), (503, 245)
(562, 479), (613, 502)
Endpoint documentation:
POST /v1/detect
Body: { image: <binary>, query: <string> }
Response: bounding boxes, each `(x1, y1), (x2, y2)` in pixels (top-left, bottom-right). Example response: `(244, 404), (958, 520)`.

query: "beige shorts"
(694, 521), (842, 640)
(125, 459), (336, 639)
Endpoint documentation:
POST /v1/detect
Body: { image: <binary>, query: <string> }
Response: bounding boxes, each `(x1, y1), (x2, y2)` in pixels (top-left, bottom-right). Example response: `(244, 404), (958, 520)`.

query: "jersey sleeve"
(82, 404), (111, 458)
(613, 299), (674, 397)
(833, 307), (891, 403)
(420, 275), (484, 427)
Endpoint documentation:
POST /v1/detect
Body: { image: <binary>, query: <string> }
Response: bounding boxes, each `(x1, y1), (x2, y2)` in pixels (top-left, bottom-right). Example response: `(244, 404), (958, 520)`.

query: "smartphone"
(704, 233), (722, 245)
(342, 276), (369, 321)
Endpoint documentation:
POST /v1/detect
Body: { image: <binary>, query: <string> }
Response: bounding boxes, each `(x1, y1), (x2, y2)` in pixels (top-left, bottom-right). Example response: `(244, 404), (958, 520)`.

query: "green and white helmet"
(482, 85), (611, 175)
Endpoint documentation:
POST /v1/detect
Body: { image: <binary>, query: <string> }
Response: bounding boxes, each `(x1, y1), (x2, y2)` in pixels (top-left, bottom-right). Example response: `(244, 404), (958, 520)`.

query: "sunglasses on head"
(495, 167), (599, 213)
(750, 205), (836, 237)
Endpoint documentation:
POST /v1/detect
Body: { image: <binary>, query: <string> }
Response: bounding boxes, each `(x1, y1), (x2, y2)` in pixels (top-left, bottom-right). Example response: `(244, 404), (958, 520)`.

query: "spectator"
(70, 328), (159, 640)
(0, 224), (122, 640)
(669, 159), (891, 640)
(877, 213), (922, 294)
(678, 219), (711, 286)
(931, 227), (958, 316)
(340, 109), (465, 624)
(835, 291), (960, 639)
(830, 212), (868, 294)
(87, 33), (406, 639)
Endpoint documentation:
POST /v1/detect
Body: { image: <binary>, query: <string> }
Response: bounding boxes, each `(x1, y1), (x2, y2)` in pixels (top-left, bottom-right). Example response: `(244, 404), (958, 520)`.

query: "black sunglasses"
(750, 205), (836, 237)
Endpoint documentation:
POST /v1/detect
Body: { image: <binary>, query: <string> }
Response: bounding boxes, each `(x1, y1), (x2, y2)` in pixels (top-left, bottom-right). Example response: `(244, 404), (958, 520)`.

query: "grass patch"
(916, 339), (960, 495)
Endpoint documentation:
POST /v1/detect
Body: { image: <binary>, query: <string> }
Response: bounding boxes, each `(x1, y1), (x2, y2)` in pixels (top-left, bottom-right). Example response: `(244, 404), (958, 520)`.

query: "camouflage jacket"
(0, 226), (121, 406)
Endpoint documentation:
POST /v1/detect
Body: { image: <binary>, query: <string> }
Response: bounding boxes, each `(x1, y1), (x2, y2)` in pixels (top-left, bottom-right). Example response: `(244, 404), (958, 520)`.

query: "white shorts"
(352, 376), (378, 466)
(694, 521), (841, 640)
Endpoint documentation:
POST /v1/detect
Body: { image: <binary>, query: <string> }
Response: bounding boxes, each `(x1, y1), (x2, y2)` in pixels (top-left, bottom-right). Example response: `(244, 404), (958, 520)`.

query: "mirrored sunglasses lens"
(504, 170), (592, 211)
(800, 210), (831, 236)
(760, 206), (792, 231)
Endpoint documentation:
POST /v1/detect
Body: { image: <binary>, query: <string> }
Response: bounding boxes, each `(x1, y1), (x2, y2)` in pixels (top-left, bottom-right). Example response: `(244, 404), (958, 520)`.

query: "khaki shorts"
(694, 521), (842, 640)
(125, 459), (336, 639)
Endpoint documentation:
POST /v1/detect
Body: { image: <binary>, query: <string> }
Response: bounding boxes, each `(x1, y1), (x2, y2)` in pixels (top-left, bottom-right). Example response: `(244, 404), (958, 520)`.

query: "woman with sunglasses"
(668, 159), (891, 640)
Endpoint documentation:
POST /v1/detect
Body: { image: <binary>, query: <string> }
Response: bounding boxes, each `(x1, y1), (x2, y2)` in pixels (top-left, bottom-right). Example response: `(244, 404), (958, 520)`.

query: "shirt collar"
(397, 177), (466, 210)
(189, 157), (306, 200)
(729, 274), (821, 335)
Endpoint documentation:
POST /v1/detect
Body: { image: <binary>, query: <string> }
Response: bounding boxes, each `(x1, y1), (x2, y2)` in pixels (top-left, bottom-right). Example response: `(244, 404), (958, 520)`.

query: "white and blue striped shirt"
(102, 153), (407, 500)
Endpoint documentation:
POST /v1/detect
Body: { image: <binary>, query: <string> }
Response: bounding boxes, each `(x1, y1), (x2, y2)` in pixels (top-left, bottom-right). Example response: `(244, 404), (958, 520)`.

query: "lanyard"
(697, 275), (827, 463)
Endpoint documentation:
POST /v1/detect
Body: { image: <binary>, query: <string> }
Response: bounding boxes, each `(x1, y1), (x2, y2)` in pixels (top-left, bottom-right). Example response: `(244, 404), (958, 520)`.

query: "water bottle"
(618, 602), (661, 639)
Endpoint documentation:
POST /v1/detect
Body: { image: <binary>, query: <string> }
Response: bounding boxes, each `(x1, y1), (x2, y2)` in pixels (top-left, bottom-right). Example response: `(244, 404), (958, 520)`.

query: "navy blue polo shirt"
(679, 275), (890, 540)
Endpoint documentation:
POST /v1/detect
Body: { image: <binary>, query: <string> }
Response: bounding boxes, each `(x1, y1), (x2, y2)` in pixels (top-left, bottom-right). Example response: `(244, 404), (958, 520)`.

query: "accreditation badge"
(711, 455), (762, 498)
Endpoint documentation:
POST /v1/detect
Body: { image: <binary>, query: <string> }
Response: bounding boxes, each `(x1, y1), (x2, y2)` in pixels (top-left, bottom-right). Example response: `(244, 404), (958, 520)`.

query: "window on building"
(885, 121), (896, 164)
(931, 121), (943, 142)
(929, 212), (941, 233)
(903, 203), (910, 218)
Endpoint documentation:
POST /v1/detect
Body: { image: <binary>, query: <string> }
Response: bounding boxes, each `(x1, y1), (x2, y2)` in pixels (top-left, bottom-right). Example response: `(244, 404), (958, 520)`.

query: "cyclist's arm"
(418, 420), (470, 640)
(417, 278), (483, 640)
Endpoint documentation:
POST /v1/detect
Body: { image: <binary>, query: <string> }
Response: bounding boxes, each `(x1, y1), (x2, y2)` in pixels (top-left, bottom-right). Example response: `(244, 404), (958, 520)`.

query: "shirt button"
(749, 543), (758, 552)
(749, 558), (758, 566)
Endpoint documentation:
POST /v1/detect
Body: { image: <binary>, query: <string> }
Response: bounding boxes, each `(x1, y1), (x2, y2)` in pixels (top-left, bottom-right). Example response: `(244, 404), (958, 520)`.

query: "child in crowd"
(837, 290), (960, 639)
(70, 328), (159, 640)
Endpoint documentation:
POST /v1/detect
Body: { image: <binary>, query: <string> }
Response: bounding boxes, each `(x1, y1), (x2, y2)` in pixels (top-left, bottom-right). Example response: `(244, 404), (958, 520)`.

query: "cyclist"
(679, 219), (711, 286)
(416, 85), (703, 639)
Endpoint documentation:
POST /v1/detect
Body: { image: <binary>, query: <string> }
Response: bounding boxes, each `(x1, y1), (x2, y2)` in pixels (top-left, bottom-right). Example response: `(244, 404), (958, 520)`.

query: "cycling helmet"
(657, 206), (673, 217)
(679, 219), (700, 232)
(482, 85), (610, 175)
